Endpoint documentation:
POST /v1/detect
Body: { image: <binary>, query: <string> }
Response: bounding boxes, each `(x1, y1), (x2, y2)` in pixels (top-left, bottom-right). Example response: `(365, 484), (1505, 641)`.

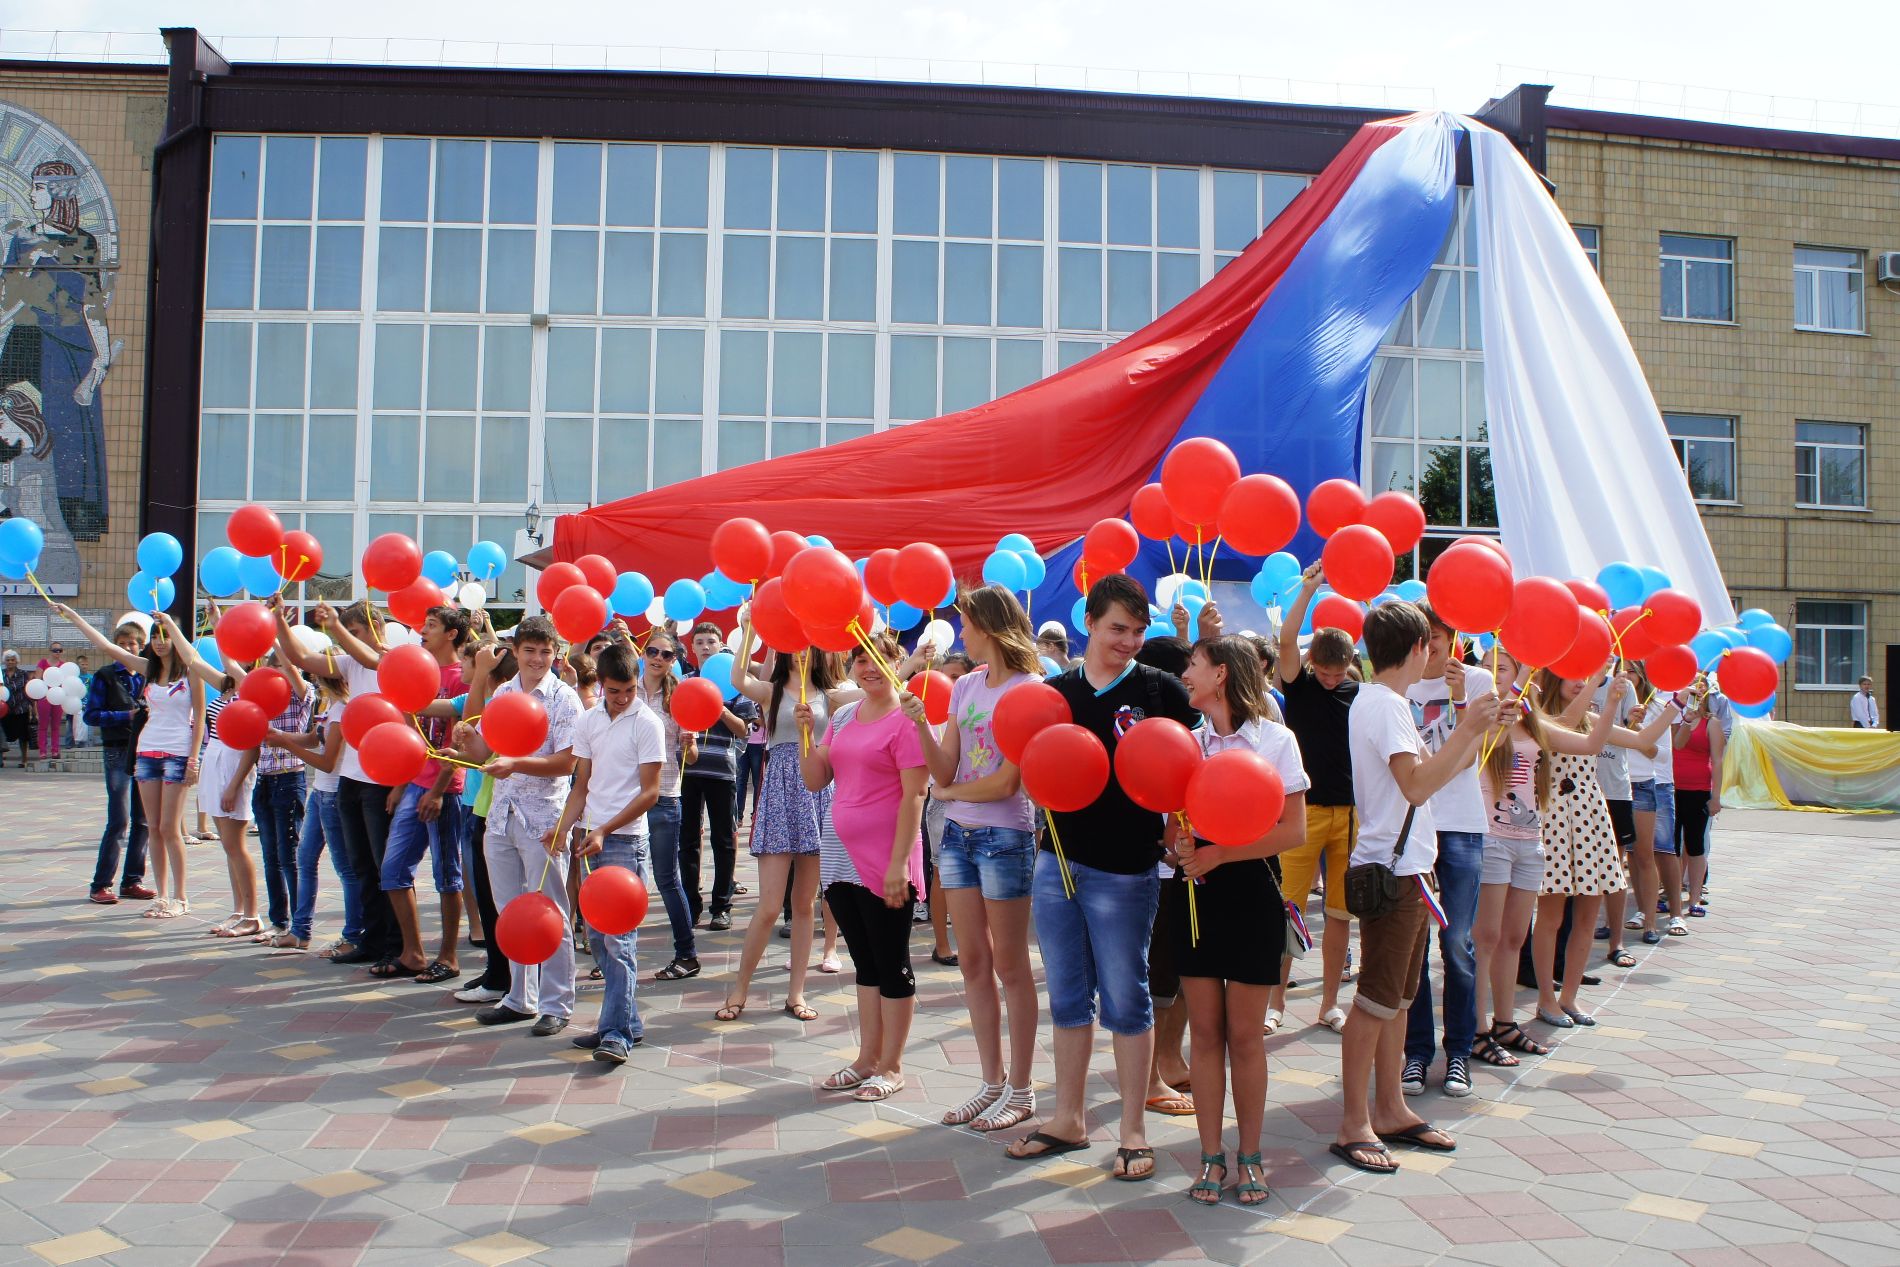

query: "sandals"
(971, 1086), (1035, 1133)
(1491, 1021), (1550, 1057)
(714, 1001), (747, 1023)
(1470, 1033), (1520, 1068)
(942, 1084), (1005, 1127)
(1607, 948), (1636, 968)
(1330, 1140), (1398, 1173)
(1112, 1146), (1155, 1182)
(1145, 1093), (1195, 1117)
(1536, 1009), (1575, 1029)
(782, 1001), (817, 1022)
(269, 932), (307, 949)
(1006, 1130), (1088, 1161)
(205, 914), (243, 937)
(1264, 1008), (1283, 1035)
(213, 916), (261, 939)
(854, 1074), (904, 1102)
(821, 1065), (872, 1092)
(318, 940), (355, 959)
(1235, 1152), (1269, 1206)
(1378, 1122), (1456, 1152)
(1189, 1153), (1226, 1205)
(654, 957), (700, 980)
(1319, 1005), (1347, 1033)
(1562, 1006), (1596, 1027)
(589, 966), (603, 980)
(414, 961), (461, 985)
(368, 959), (424, 979)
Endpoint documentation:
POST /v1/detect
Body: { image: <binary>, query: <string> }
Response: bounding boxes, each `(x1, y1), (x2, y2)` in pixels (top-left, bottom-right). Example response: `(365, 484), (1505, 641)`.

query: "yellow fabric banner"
(1722, 720), (1900, 813)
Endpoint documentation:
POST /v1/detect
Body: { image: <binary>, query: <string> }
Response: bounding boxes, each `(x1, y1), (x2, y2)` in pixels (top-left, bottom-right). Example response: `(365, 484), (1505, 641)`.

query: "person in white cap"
(1035, 621), (1074, 670)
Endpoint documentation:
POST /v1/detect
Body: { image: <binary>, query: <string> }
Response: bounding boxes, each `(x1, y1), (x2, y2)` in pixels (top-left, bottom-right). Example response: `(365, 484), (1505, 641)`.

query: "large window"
(1795, 421), (1867, 509)
(1795, 601), (1867, 689)
(1659, 233), (1734, 323)
(1793, 246), (1864, 333)
(1662, 412), (1737, 503)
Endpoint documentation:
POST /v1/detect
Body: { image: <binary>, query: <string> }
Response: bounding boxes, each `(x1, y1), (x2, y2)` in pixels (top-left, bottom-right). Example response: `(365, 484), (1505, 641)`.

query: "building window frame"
(1792, 245), (1865, 335)
(1658, 232), (1735, 324)
(1794, 599), (1868, 690)
(1572, 224), (1600, 274)
(1661, 412), (1738, 505)
(1795, 420), (1868, 510)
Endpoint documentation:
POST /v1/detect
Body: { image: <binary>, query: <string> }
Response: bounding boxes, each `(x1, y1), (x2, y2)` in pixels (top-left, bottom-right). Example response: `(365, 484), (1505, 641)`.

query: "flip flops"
(1377, 1122), (1456, 1152)
(414, 961), (460, 985)
(1329, 1140), (1397, 1173)
(1112, 1146), (1155, 1181)
(1145, 1093), (1195, 1117)
(1006, 1130), (1089, 1161)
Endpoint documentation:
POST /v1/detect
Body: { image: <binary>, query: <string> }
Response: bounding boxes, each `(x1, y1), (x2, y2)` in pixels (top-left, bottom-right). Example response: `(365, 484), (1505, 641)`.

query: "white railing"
(1503, 64), (1900, 141)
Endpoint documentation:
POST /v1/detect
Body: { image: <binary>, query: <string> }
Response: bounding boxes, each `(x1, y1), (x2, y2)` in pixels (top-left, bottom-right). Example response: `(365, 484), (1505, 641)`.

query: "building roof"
(1547, 105), (1900, 163)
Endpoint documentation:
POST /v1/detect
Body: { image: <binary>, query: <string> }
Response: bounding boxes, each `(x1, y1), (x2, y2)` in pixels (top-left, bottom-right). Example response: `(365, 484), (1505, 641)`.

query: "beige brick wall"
(1550, 129), (1900, 727)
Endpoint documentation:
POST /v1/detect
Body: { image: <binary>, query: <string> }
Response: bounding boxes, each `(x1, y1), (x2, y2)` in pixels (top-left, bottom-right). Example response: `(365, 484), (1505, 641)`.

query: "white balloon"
(919, 619), (955, 655)
(61, 696), (83, 715)
(457, 581), (487, 612)
(289, 624), (332, 656)
(382, 622), (418, 647)
(1154, 573), (1193, 611)
(115, 611), (154, 638)
(25, 678), (48, 700)
(59, 662), (82, 681)
(645, 596), (668, 626)
(724, 625), (746, 655)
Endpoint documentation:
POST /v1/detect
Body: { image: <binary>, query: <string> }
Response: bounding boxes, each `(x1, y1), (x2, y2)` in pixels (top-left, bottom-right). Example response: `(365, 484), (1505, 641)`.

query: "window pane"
(997, 245), (1042, 327)
(1107, 165), (1152, 246)
(210, 135), (260, 219)
(827, 333), (874, 418)
(773, 236), (824, 320)
(1465, 448), (1497, 527)
(1368, 440), (1412, 497)
(891, 336), (937, 420)
(1417, 358), (1461, 440)
(377, 226), (427, 310)
(1686, 260), (1733, 321)
(719, 330), (767, 416)
(549, 231), (600, 314)
(1662, 234), (1730, 260)
(892, 240), (939, 324)
(660, 145), (709, 228)
(486, 142), (538, 223)
(1820, 445), (1865, 506)
(1262, 174), (1304, 225)
(826, 421), (873, 445)
(202, 323), (252, 407)
(1660, 257), (1684, 319)
(546, 327), (596, 414)
(724, 148), (772, 229)
(433, 140), (484, 222)
(480, 416), (528, 501)
(1418, 444), (1462, 525)
(1464, 272), (1483, 350)
(255, 322), (306, 408)
(425, 325), (477, 410)
(773, 331), (822, 417)
(657, 233), (707, 316)
(828, 238), (876, 322)
(306, 415), (355, 499)
(721, 234), (770, 318)
(719, 420), (766, 470)
(831, 151), (878, 233)
(600, 328), (650, 412)
(1158, 252), (1199, 313)
(369, 414), (419, 499)
(1796, 246), (1857, 269)
(258, 225), (310, 309)
(419, 514), (474, 560)
(252, 413), (304, 501)
(996, 339), (1042, 396)
(313, 225), (363, 309)
(369, 513), (417, 552)
(1369, 357), (1413, 438)
(653, 329), (702, 414)
(1687, 438), (1734, 501)
(1057, 341), (1103, 370)
(423, 416), (476, 500)
(602, 231), (654, 316)
(944, 156), (993, 238)
(199, 413), (249, 499)
(651, 418), (698, 489)
(1416, 268), (1462, 349)
(206, 225), (256, 309)
(777, 149), (826, 233)
(1106, 249), (1152, 331)
(372, 324), (423, 408)
(430, 228), (481, 312)
(1058, 163), (1102, 243)
(553, 143), (602, 225)
(597, 418), (651, 501)
(943, 242), (992, 326)
(1157, 169), (1198, 249)
(543, 416), (594, 506)
(475, 512), (527, 604)
(997, 158), (1043, 239)
(1665, 412), (1733, 440)
(1213, 171), (1257, 251)
(605, 144), (657, 226)
(1465, 362), (1487, 443)
(1058, 247), (1102, 329)
(941, 337), (991, 413)
(894, 153), (939, 236)
(773, 420), (820, 457)
(485, 229), (535, 313)
(309, 324), (357, 408)
(482, 326), (531, 413)
(1797, 420), (1861, 446)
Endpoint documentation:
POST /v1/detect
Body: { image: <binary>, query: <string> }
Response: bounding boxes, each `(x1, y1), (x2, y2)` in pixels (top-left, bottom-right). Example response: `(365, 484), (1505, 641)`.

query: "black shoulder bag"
(1342, 805), (1416, 920)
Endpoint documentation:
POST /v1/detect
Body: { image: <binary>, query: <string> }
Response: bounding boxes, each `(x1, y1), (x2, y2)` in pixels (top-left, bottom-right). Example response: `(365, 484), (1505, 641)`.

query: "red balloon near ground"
(711, 517), (774, 584)
(1646, 643), (1699, 693)
(1321, 524), (1396, 601)
(1083, 519), (1140, 573)
(377, 643), (442, 713)
(1564, 578), (1612, 614)
(496, 892), (566, 966)
(1113, 717), (1201, 813)
(361, 532), (423, 592)
(574, 554), (618, 597)
(783, 547), (865, 630)
(1160, 436), (1242, 524)
(359, 721), (429, 786)
(1306, 479), (1368, 539)
(580, 865), (649, 935)
(214, 602), (277, 665)
(551, 584), (608, 644)
(216, 699), (269, 750)
(1643, 588), (1702, 647)
(907, 671), (955, 725)
(481, 690), (549, 757)
(747, 577), (808, 653)
(892, 542), (953, 611)
(1361, 491), (1426, 554)
(1020, 723), (1110, 813)
(1312, 593), (1367, 642)
(1499, 577), (1583, 668)
(236, 667), (293, 719)
(1130, 483), (1175, 541)
(765, 531), (808, 580)
(671, 677), (725, 732)
(277, 530), (323, 583)
(227, 504), (285, 558)
(341, 693), (405, 748)
(863, 548), (902, 606)
(1608, 606), (1659, 661)
(1186, 749), (1286, 846)
(992, 680), (1073, 764)
(1547, 609), (1614, 681)
(1427, 543), (1514, 634)
(535, 562), (587, 611)
(1715, 645), (1778, 706)
(388, 577), (445, 630)
(1217, 474), (1301, 557)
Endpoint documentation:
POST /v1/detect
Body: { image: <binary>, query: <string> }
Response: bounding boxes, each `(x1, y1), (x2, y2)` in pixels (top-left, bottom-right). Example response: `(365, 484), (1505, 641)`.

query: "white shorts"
(1482, 834), (1544, 890)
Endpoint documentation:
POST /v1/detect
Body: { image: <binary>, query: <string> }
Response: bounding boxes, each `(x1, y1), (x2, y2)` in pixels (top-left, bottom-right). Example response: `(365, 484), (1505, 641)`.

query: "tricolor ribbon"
(1283, 899), (1313, 954)
(1417, 874), (1448, 930)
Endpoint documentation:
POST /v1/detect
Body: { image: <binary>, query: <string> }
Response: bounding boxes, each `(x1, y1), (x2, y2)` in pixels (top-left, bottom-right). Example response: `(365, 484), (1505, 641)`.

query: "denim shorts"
(1031, 852), (1158, 1035)
(381, 783), (468, 893)
(135, 753), (189, 784)
(936, 821), (1036, 901)
(1630, 779), (1659, 812)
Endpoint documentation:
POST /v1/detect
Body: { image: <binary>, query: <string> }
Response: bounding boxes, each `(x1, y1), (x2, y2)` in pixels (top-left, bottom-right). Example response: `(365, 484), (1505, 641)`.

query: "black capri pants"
(826, 881), (918, 1000)
(1675, 789), (1712, 859)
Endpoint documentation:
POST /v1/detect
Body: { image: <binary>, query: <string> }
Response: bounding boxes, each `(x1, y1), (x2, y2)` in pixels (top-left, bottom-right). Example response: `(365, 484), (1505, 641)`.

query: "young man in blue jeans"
(82, 621), (152, 904)
(1006, 575), (1197, 1180)
(549, 643), (664, 1064)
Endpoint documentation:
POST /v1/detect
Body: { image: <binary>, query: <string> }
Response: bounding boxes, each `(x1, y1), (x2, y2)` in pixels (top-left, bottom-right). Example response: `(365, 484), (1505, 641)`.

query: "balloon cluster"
(980, 534), (1049, 597)
(19, 660), (87, 718)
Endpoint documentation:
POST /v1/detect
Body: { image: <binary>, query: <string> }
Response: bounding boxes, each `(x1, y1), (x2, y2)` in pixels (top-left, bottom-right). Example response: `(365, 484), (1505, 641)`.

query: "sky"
(23, 0), (1900, 135)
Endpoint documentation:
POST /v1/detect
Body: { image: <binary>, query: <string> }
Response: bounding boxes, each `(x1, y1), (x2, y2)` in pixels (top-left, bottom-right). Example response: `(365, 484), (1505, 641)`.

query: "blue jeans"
(1406, 830), (1484, 1066)
(644, 796), (694, 961)
(92, 748), (148, 892)
(252, 770), (306, 929)
(1031, 851), (1159, 1036)
(588, 833), (650, 1046)
(381, 784), (468, 892)
(294, 787), (358, 944)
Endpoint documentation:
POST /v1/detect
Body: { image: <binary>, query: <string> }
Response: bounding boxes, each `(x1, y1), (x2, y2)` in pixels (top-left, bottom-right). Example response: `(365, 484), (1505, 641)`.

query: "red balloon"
(1217, 474), (1301, 557)
(361, 532), (423, 592)
(495, 892), (566, 966)
(1020, 723), (1109, 813)
(360, 721), (428, 786)
(388, 577), (445, 630)
(214, 602), (277, 665)
(711, 517), (774, 584)
(278, 530), (324, 583)
(535, 562), (587, 611)
(1361, 491), (1426, 554)
(377, 643), (442, 713)
(1499, 577), (1582, 669)
(1173, 514), (1209, 545)
(1644, 588), (1702, 647)
(1427, 544), (1514, 634)
(1564, 579), (1612, 614)
(574, 554), (618, 597)
(216, 699), (269, 750)
(892, 542), (953, 611)
(551, 584), (608, 644)
(0, 701), (8, 720)
(1071, 557), (1093, 595)
(1312, 593), (1367, 643)
(1454, 536), (1513, 567)
(992, 680), (1073, 764)
(783, 547), (865, 630)
(1306, 479), (1368, 539)
(1112, 717), (1201, 813)
(1083, 519), (1140, 573)
(227, 504), (285, 559)
(1715, 645), (1777, 707)
(481, 690), (548, 758)
(341, 693), (405, 748)
(765, 531), (808, 581)
(1161, 437), (1241, 524)
(672, 677), (725, 732)
(1547, 609), (1614, 681)
(1186, 749), (1286, 846)
(863, 548), (902, 607)
(580, 865), (649, 935)
(748, 577), (808, 654)
(1608, 606), (1658, 661)
(1130, 483), (1175, 541)
(907, 671), (955, 725)
(1321, 524), (1396, 601)
(804, 620), (861, 654)
(1646, 643), (1699, 693)
(236, 667), (293, 718)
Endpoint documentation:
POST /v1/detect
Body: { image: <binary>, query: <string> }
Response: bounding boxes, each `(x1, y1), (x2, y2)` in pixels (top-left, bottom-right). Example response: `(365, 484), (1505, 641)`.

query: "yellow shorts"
(1279, 803), (1357, 921)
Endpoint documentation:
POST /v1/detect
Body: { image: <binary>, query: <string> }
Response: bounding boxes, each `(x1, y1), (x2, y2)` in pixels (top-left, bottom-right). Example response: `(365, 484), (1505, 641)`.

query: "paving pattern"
(2, 770), (1898, 1266)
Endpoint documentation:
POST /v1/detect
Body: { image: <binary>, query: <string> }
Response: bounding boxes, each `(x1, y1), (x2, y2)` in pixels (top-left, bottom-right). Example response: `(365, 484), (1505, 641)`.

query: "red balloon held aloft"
(907, 670), (955, 725)
(1083, 519), (1140, 573)
(892, 542), (953, 611)
(782, 547), (865, 630)
(1715, 645), (1777, 707)
(551, 584), (608, 644)
(495, 892), (566, 965)
(377, 643), (442, 713)
(277, 530), (323, 583)
(671, 677), (725, 732)
(1173, 514), (1209, 545)
(1186, 749), (1286, 846)
(361, 532), (423, 592)
(1306, 479), (1368, 539)
(1312, 593), (1366, 642)
(481, 689), (548, 758)
(804, 620), (861, 654)
(227, 503), (285, 559)
(1361, 491), (1426, 554)
(711, 517), (774, 584)
(214, 602), (277, 665)
(535, 561), (586, 611)
(1454, 536), (1513, 567)
(580, 865), (649, 935)
(1217, 474), (1301, 557)
(1499, 577), (1582, 668)
(863, 548), (902, 607)
(216, 699), (269, 750)
(1608, 606), (1658, 661)
(992, 680), (1072, 764)
(341, 693), (404, 748)
(388, 577), (445, 630)
(1564, 578), (1612, 614)
(236, 667), (293, 719)
(1427, 543), (1514, 634)
(574, 554), (618, 597)
(1160, 436), (1242, 525)
(1643, 588), (1702, 647)
(1547, 609), (1614, 681)
(747, 577), (808, 653)
(1130, 483), (1175, 541)
(765, 530), (808, 580)
(359, 722), (428, 786)
(1071, 557), (1092, 595)
(1113, 717), (1201, 814)
(1646, 643), (1699, 693)
(1321, 524), (1396, 602)
(1020, 723), (1109, 813)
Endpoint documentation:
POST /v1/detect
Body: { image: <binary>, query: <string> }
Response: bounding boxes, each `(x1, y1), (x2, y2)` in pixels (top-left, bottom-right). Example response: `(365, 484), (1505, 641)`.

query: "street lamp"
(524, 501), (543, 546)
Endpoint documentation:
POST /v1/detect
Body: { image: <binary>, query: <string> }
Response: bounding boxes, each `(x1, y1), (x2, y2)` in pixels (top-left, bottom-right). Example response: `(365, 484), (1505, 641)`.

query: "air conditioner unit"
(1879, 251), (1900, 283)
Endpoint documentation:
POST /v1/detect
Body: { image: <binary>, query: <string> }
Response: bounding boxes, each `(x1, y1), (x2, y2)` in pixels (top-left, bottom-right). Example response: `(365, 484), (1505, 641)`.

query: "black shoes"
(530, 1014), (569, 1037)
(476, 1004), (534, 1026)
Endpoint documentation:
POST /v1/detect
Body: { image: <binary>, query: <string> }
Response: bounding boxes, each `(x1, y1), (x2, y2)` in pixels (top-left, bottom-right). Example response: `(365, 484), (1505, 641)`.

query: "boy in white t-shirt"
(1334, 602), (1497, 1175)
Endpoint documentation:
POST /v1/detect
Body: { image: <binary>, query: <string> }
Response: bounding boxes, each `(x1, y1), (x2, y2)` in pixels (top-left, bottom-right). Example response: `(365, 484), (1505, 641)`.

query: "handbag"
(1342, 805), (1416, 920)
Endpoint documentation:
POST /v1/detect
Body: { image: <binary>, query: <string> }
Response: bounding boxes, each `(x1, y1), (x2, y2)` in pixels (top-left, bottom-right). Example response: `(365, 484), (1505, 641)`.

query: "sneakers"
(778, 921), (792, 940)
(912, 901), (929, 925)
(1401, 1058), (1427, 1096)
(708, 912), (733, 932)
(455, 983), (506, 1004)
(119, 884), (157, 900)
(593, 1036), (632, 1065)
(1443, 1057), (1472, 1098)
(89, 888), (119, 905)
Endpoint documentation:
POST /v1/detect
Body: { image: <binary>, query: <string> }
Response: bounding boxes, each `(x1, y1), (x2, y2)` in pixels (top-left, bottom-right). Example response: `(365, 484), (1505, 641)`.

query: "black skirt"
(1165, 850), (1286, 986)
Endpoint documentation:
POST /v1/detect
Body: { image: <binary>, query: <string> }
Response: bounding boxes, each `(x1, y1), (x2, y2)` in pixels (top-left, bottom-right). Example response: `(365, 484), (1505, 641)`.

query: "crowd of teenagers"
(51, 561), (1734, 1203)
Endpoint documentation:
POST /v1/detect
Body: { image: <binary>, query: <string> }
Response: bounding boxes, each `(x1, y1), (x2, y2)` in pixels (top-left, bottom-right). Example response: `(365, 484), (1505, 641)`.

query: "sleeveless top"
(140, 678), (194, 756)
(766, 683), (830, 747)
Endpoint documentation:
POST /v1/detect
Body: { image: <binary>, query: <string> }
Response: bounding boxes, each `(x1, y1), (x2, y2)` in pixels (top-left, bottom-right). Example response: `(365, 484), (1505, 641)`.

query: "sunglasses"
(644, 648), (676, 661)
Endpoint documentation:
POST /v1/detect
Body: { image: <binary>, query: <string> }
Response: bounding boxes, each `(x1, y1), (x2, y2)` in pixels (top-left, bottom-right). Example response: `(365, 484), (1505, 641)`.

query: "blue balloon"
(854, 557), (868, 576)
(886, 600), (923, 631)
(663, 579), (706, 623)
(136, 532), (184, 579)
(127, 571), (175, 611)
(1039, 656), (1061, 678)
(0, 516), (44, 567)
(1689, 630), (1729, 672)
(1395, 578), (1428, 602)
(1017, 550), (1047, 588)
(421, 550), (460, 588)
(1638, 566), (1672, 600)
(1182, 595), (1206, 623)
(697, 651), (738, 701)
(194, 637), (223, 694)
(1737, 608), (1775, 630)
(1144, 618), (1173, 640)
(1474, 632), (1496, 654)
(609, 571), (654, 617)
(467, 540), (507, 583)
(0, 554), (25, 581)
(1714, 626), (1747, 649)
(1369, 589), (1399, 608)
(1260, 550), (1302, 590)
(1250, 569), (1279, 607)
(199, 546), (244, 598)
(1746, 622), (1793, 664)
(1072, 597), (1088, 631)
(1178, 578), (1209, 605)
(997, 533), (1035, 554)
(982, 550), (1028, 591)
(1275, 580), (1304, 613)
(1731, 693), (1775, 720)
(1597, 562), (1644, 610)
(806, 534), (833, 549)
(239, 552), (283, 596)
(939, 577), (958, 610)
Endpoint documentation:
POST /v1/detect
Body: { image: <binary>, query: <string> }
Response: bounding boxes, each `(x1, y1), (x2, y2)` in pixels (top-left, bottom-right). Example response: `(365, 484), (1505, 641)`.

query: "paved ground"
(2, 771), (1898, 1267)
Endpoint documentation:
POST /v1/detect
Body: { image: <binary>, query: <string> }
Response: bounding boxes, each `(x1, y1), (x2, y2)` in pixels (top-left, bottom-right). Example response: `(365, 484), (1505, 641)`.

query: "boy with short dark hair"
(680, 621), (756, 931)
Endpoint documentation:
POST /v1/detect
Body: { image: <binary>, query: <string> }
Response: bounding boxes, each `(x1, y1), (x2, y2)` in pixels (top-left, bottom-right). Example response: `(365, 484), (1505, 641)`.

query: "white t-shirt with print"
(1406, 666), (1492, 836)
(1350, 681), (1437, 877)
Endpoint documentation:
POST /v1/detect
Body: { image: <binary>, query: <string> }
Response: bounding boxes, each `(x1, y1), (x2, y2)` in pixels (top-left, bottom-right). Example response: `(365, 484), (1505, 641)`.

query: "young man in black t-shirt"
(1006, 575), (1196, 1182)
